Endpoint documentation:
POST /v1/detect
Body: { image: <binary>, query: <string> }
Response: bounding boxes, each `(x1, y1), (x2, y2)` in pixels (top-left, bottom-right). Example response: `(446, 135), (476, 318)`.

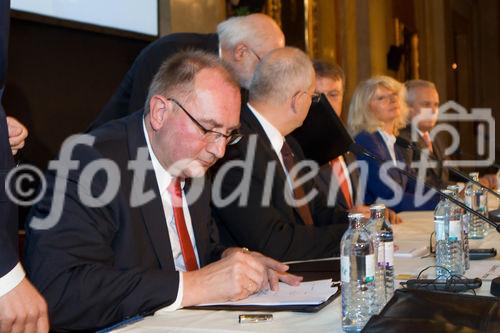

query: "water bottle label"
(449, 219), (461, 241)
(341, 255), (350, 282)
(384, 241), (394, 266)
(377, 244), (384, 265)
(434, 217), (445, 241)
(364, 254), (375, 283)
(465, 196), (472, 208)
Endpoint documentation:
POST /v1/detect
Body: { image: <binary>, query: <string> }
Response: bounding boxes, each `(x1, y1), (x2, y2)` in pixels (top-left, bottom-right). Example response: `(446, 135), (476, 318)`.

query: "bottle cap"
(491, 276), (500, 297)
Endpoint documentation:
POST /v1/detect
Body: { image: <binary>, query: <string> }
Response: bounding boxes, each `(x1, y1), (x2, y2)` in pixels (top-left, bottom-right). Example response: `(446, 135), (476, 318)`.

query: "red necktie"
(331, 157), (353, 209)
(280, 142), (314, 225)
(421, 131), (433, 153)
(167, 178), (198, 271)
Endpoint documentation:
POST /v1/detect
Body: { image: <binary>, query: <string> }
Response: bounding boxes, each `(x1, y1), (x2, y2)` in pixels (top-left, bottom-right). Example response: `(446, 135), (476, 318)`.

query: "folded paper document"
(198, 279), (338, 307)
(394, 242), (429, 258)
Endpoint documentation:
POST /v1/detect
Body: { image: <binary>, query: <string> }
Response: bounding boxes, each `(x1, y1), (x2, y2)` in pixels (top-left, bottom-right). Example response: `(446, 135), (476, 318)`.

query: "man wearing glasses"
(212, 47), (349, 262)
(89, 13), (284, 130)
(25, 51), (301, 332)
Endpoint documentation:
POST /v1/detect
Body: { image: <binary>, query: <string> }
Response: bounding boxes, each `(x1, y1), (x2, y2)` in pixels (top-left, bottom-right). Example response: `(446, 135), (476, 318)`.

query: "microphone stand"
(350, 143), (500, 233)
(395, 137), (500, 200)
(457, 150), (500, 171)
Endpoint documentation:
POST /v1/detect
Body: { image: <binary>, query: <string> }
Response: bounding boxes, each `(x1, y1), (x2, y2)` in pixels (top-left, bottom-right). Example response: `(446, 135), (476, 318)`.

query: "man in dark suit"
(212, 48), (349, 262)
(0, 1), (48, 332)
(90, 13), (284, 129)
(313, 60), (360, 210)
(25, 51), (301, 332)
(400, 79), (497, 189)
(313, 60), (402, 223)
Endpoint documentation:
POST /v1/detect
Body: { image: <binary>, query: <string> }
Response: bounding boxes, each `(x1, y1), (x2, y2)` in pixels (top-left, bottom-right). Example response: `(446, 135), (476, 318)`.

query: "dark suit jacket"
(316, 152), (360, 210)
(25, 111), (225, 331)
(399, 125), (450, 188)
(0, 0), (19, 279)
(354, 130), (439, 212)
(212, 105), (348, 262)
(89, 33), (219, 130)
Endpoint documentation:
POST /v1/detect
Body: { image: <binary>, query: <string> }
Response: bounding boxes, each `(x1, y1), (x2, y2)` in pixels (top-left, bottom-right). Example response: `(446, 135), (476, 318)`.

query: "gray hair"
(348, 75), (408, 136)
(217, 14), (274, 50)
(144, 50), (238, 114)
(404, 79), (437, 106)
(249, 47), (314, 105)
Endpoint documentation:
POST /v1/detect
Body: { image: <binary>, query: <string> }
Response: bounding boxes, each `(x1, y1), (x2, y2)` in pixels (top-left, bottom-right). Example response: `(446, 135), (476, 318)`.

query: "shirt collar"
(377, 128), (396, 145)
(247, 103), (285, 154)
(142, 118), (182, 194)
(411, 122), (426, 138)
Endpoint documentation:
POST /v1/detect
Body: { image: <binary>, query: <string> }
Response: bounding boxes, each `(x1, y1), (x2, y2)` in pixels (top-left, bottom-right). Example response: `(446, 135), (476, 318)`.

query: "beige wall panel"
(368, 0), (391, 77)
(160, 0), (226, 35)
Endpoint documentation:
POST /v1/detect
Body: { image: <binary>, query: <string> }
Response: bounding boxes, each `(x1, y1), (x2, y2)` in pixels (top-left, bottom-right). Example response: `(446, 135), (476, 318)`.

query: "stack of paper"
(198, 279), (337, 307)
(394, 241), (429, 258)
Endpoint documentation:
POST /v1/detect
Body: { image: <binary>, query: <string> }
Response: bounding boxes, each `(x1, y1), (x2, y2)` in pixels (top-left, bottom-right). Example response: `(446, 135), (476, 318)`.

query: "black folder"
(363, 288), (500, 333)
(187, 258), (341, 313)
(290, 94), (354, 166)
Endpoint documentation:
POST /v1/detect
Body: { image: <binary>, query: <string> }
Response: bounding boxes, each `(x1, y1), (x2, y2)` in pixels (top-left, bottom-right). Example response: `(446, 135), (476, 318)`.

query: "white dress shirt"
(247, 104), (285, 166)
(247, 103), (295, 191)
(0, 262), (25, 297)
(377, 128), (397, 165)
(411, 123), (430, 146)
(143, 120), (201, 311)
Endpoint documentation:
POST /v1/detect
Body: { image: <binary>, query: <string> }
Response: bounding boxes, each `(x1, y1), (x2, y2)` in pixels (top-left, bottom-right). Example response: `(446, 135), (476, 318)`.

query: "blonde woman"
(348, 76), (438, 212)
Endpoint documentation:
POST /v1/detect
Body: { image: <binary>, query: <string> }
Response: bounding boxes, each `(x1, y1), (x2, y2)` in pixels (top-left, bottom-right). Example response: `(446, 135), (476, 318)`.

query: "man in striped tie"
(313, 60), (402, 224)
(401, 79), (497, 189)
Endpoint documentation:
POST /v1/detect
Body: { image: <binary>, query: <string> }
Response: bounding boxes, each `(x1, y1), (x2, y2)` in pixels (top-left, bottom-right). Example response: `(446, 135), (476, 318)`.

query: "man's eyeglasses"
(300, 91), (321, 104)
(248, 47), (261, 62)
(167, 98), (243, 145)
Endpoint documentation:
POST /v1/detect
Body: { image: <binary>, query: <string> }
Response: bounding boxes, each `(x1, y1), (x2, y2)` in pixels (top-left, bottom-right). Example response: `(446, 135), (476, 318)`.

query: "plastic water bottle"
(367, 204), (394, 311)
(446, 184), (469, 270)
(434, 190), (465, 279)
(365, 210), (384, 314)
(465, 172), (486, 239)
(341, 213), (376, 332)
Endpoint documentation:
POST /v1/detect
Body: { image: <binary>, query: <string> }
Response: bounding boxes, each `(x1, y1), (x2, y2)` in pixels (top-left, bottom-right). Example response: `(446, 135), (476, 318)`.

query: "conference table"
(113, 199), (500, 333)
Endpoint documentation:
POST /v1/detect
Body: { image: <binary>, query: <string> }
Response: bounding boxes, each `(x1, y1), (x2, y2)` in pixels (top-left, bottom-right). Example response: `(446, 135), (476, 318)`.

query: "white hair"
(249, 47), (314, 105)
(217, 14), (279, 50)
(405, 79), (437, 106)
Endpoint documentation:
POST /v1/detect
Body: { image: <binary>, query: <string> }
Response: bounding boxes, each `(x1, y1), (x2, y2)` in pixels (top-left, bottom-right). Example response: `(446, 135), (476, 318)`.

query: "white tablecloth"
(114, 209), (499, 333)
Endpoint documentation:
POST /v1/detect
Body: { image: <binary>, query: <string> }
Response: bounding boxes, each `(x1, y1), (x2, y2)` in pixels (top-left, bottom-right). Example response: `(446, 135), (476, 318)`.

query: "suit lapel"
(126, 111), (175, 270)
(374, 131), (404, 184)
(241, 106), (289, 188)
(414, 133), (442, 180)
(241, 106), (310, 225)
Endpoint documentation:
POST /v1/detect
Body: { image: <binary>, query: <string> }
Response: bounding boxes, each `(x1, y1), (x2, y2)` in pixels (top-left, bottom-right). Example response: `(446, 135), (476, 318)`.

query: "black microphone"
(395, 136), (500, 201)
(350, 142), (500, 233)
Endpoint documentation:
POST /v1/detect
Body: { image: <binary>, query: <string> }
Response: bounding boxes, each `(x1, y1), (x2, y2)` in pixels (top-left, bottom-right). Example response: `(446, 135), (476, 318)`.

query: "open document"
(198, 279), (338, 307)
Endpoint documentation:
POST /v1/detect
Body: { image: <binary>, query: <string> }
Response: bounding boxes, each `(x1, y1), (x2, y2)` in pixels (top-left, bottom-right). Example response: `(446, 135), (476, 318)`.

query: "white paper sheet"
(464, 259), (500, 280)
(394, 241), (429, 258)
(198, 279), (337, 306)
